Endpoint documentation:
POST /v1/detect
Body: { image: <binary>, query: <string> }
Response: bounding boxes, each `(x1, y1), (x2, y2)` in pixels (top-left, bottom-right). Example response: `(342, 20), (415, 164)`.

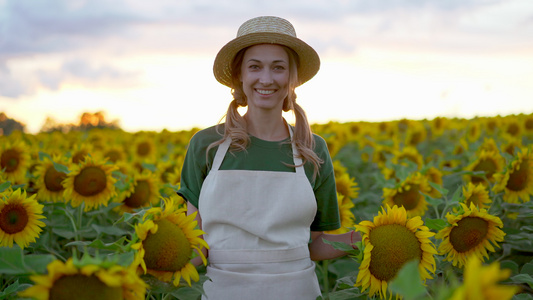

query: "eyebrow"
(246, 58), (288, 64)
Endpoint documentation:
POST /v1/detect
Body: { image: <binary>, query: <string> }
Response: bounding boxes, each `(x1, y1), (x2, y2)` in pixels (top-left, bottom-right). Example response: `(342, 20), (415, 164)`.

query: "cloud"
(0, 62), (35, 98)
(0, 58), (141, 98)
(1, 0), (531, 99)
(0, 0), (148, 55)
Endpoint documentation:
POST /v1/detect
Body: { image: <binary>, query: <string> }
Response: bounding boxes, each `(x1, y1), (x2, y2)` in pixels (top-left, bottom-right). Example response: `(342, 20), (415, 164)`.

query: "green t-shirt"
(177, 124), (340, 232)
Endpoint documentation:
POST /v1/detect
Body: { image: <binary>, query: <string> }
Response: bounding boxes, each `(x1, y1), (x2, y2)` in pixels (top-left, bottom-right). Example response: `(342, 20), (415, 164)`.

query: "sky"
(1, 0), (533, 134)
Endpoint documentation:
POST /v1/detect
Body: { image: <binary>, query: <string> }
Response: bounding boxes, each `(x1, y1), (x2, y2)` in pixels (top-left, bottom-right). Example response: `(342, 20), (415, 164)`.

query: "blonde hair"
(207, 45), (323, 179)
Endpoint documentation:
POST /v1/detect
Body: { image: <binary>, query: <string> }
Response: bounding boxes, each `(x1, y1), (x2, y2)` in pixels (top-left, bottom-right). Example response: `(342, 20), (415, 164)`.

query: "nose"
(259, 69), (273, 85)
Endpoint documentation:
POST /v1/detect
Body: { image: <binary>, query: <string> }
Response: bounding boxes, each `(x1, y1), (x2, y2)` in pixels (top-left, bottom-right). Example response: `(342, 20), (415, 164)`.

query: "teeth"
(256, 89), (275, 95)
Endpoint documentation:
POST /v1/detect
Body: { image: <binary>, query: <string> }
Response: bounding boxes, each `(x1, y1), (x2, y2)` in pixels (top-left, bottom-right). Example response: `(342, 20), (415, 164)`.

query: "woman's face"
(240, 44), (290, 113)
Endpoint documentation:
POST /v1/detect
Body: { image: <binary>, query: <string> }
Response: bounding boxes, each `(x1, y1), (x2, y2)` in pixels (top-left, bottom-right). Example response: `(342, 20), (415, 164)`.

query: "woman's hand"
(308, 230), (361, 261)
(187, 201), (209, 266)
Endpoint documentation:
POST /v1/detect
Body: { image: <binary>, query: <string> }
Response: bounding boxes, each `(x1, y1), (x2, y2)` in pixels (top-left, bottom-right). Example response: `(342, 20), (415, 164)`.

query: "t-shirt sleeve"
(309, 135), (341, 232)
(177, 127), (220, 208)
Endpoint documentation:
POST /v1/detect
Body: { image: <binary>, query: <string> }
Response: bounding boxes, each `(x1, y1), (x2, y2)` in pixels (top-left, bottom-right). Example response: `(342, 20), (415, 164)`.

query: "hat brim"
(213, 32), (320, 87)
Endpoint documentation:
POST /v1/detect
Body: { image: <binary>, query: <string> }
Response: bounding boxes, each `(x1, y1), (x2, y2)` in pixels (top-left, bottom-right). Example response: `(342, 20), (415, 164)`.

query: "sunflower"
(19, 258), (146, 300)
(0, 189), (46, 248)
(332, 160), (348, 178)
(102, 145), (127, 164)
(503, 117), (522, 139)
(354, 205), (437, 299)
(117, 170), (161, 213)
(483, 116), (500, 135)
(501, 136), (522, 156)
(435, 202), (505, 268)
(405, 121), (427, 146)
(62, 156), (118, 211)
(33, 155), (69, 203)
(382, 172), (431, 217)
(391, 146), (424, 170)
(461, 182), (492, 210)
(449, 255), (520, 300)
(464, 150), (504, 185)
(156, 158), (182, 185)
(132, 197), (209, 286)
(335, 172), (359, 199)
(492, 148), (533, 204)
(0, 140), (31, 184)
(524, 113), (533, 134)
(372, 143), (395, 169)
(452, 138), (469, 156)
(69, 143), (94, 165)
(130, 134), (158, 162)
(430, 116), (449, 137)
(477, 138), (500, 155)
(466, 120), (482, 142)
(324, 135), (343, 158)
(326, 193), (355, 234)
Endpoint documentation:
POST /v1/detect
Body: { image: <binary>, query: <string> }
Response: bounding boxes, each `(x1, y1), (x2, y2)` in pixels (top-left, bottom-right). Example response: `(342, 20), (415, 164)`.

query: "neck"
(243, 111), (289, 141)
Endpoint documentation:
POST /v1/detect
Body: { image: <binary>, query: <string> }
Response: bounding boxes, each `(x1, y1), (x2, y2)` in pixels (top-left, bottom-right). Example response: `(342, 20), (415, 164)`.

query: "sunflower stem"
(76, 203), (84, 241)
(321, 259), (330, 297)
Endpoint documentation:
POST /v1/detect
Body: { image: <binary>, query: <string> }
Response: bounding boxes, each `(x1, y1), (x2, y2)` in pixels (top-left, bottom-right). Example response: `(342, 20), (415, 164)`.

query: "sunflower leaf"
(0, 247), (27, 274)
(52, 161), (70, 174)
(510, 274), (533, 288)
(38, 151), (52, 161)
(0, 280), (32, 298)
(0, 181), (11, 193)
(327, 287), (366, 300)
(322, 238), (360, 254)
(425, 218), (448, 231)
(522, 262), (533, 276)
(65, 237), (129, 252)
(389, 259), (427, 299)
(0, 246), (54, 275)
(428, 181), (449, 196)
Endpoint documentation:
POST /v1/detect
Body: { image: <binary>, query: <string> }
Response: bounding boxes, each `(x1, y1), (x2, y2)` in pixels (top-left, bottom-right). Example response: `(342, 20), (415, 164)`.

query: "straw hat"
(213, 16), (320, 87)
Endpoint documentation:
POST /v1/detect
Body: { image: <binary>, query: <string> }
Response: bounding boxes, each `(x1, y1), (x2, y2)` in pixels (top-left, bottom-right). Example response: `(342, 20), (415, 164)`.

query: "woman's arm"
(308, 230), (361, 261)
(187, 201), (209, 266)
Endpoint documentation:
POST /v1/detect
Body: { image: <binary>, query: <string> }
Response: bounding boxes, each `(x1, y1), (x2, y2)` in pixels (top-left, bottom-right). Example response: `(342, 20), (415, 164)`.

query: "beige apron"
(198, 127), (321, 300)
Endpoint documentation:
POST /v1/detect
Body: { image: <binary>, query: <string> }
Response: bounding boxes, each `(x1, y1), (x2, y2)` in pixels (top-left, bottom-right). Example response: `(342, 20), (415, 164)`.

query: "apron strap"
(211, 137), (231, 171)
(208, 245), (310, 264)
(288, 124), (305, 174)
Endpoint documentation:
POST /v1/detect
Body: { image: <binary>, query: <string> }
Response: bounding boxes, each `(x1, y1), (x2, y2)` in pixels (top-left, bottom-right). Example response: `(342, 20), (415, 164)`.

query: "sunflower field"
(1, 113), (533, 299)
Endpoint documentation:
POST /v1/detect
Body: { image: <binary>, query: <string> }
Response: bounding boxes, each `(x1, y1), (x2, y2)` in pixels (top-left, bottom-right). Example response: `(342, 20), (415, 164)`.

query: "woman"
(178, 16), (361, 299)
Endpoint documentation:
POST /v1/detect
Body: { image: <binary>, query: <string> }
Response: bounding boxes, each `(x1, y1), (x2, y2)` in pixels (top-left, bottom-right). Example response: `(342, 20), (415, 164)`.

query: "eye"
(273, 65), (286, 71)
(248, 64), (260, 70)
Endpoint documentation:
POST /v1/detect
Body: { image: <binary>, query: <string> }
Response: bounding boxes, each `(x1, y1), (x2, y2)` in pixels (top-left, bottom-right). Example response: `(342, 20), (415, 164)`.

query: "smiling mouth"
(256, 89), (275, 95)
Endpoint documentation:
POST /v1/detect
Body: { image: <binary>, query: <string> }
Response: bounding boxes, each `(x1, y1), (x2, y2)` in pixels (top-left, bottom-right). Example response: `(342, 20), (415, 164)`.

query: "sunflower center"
(506, 160), (528, 192)
(123, 180), (150, 208)
(368, 224), (422, 281)
(143, 219), (192, 272)
(0, 203), (29, 234)
(137, 142), (151, 156)
(104, 150), (122, 163)
(49, 274), (122, 300)
(72, 150), (89, 164)
(506, 123), (520, 136)
(525, 118), (533, 130)
(45, 166), (67, 192)
(465, 194), (480, 208)
(409, 131), (423, 145)
(449, 216), (488, 253)
(74, 166), (107, 196)
(393, 184), (420, 210)
(472, 159), (497, 183)
(1, 149), (20, 172)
